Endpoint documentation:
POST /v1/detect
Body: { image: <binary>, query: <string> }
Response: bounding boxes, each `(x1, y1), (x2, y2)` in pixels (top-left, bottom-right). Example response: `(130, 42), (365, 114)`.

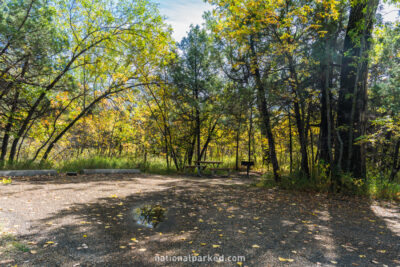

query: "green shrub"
(59, 156), (139, 172)
(0, 160), (53, 170)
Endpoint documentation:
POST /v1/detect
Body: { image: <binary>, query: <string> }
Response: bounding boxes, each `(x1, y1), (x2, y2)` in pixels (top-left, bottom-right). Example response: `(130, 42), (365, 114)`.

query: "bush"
(366, 171), (400, 201)
(59, 156), (139, 172)
(0, 160), (53, 170)
(254, 165), (400, 201)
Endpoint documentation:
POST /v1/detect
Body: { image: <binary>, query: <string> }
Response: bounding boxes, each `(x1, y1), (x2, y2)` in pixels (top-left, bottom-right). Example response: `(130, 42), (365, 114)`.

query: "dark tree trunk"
(187, 133), (196, 165)
(199, 116), (220, 160)
(249, 37), (281, 182)
(390, 140), (400, 181)
(235, 121), (241, 170)
(287, 56), (310, 177)
(288, 111), (293, 174)
(1, 58), (29, 162)
(319, 62), (333, 165)
(196, 107), (201, 163)
(41, 89), (124, 162)
(335, 0), (379, 179)
(1, 90), (20, 161)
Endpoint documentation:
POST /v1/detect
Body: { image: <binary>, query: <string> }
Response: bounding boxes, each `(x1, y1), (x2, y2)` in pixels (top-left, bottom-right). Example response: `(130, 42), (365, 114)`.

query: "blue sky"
(154, 0), (399, 42)
(154, 0), (212, 42)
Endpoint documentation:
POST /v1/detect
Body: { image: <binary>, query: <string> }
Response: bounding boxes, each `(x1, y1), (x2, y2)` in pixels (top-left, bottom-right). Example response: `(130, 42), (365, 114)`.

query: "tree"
(173, 25), (223, 166)
(335, 0), (379, 179)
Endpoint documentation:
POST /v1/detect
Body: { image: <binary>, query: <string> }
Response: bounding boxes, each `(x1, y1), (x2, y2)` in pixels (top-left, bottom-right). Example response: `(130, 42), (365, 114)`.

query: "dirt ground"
(0, 174), (399, 266)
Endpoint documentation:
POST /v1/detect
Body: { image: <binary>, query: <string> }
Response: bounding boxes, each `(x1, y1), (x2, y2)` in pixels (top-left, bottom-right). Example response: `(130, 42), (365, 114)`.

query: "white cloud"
(380, 2), (399, 23)
(154, 0), (212, 42)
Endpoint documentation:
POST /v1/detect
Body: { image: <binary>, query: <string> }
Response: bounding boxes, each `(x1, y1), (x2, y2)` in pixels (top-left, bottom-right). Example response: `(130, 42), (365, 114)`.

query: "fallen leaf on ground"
(279, 257), (294, 262)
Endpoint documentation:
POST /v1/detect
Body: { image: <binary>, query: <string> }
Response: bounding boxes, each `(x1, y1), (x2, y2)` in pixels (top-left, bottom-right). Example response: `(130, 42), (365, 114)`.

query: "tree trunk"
(288, 111), (293, 174)
(249, 37), (281, 182)
(335, 0), (379, 179)
(287, 56), (310, 177)
(319, 61), (333, 165)
(40, 89), (124, 162)
(390, 140), (400, 181)
(1, 90), (20, 161)
(235, 120), (241, 170)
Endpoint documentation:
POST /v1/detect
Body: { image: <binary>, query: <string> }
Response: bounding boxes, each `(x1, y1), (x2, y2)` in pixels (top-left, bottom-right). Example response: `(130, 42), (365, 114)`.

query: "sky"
(154, 0), (212, 42)
(154, 0), (399, 43)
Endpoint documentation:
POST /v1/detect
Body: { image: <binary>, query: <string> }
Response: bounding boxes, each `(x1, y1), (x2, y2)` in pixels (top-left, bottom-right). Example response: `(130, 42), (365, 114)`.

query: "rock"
(0, 170), (57, 177)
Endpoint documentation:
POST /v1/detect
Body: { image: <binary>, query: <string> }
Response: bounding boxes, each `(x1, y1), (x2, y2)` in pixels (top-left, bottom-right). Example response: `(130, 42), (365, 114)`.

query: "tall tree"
(336, 0), (379, 179)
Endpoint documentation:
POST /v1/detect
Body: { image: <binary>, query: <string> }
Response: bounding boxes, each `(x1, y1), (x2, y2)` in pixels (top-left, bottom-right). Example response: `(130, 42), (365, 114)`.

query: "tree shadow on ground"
(6, 178), (400, 266)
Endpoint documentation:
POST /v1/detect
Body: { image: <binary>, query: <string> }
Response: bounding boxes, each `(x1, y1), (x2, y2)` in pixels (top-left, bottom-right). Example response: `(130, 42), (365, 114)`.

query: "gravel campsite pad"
(0, 174), (399, 266)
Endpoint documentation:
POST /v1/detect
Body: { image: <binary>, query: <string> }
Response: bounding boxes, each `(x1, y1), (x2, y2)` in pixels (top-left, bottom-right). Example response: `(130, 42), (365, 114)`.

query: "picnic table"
(190, 161), (231, 176)
(195, 161), (222, 168)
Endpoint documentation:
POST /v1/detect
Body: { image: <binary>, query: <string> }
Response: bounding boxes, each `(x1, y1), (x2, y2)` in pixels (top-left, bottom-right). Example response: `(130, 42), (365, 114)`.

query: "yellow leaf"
(279, 257), (294, 262)
(237, 262), (243, 266)
(252, 244), (260, 248)
(201, 243), (206, 246)
(213, 244), (220, 248)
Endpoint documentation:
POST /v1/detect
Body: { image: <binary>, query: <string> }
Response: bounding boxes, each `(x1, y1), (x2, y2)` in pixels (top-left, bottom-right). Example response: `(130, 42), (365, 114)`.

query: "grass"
(0, 160), (53, 170)
(59, 156), (181, 175)
(253, 166), (400, 201)
(59, 156), (139, 172)
(2, 155), (399, 201)
(0, 225), (30, 259)
(138, 157), (178, 175)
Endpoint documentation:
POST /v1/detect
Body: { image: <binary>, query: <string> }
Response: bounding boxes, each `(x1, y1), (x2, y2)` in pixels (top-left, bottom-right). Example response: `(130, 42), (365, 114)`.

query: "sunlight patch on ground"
(313, 207), (338, 262)
(370, 203), (400, 236)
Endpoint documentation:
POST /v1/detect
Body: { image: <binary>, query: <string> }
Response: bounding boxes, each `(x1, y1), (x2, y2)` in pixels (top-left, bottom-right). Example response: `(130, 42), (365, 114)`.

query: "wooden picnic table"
(184, 161), (230, 176)
(195, 161), (223, 169)
(195, 161), (231, 176)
